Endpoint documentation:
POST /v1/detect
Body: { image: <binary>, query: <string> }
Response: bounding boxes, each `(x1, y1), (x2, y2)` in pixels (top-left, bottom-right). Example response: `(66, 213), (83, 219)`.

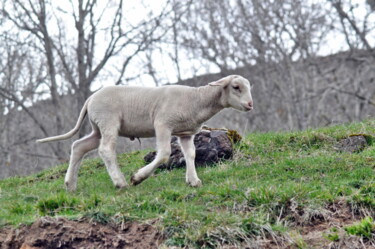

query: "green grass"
(345, 217), (375, 239)
(1, 119), (374, 248)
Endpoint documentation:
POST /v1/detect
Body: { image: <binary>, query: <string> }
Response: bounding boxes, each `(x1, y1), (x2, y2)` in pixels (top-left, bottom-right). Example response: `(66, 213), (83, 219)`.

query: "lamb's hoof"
(187, 178), (202, 187)
(115, 182), (129, 189)
(65, 181), (77, 192)
(130, 174), (145, 186)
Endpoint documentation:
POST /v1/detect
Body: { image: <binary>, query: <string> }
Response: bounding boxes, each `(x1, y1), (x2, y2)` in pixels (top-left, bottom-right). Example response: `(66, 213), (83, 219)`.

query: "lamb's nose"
(248, 101), (253, 108)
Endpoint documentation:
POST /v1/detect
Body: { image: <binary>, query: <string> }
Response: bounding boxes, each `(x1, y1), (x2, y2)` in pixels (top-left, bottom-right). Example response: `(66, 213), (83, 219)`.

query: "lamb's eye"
(232, 85), (241, 92)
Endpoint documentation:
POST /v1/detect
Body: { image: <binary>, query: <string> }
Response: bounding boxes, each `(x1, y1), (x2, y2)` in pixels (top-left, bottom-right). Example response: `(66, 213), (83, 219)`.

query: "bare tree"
(169, 0), (333, 129)
(329, 0), (375, 54)
(0, 0), (174, 156)
(0, 32), (67, 171)
(163, 0), (374, 131)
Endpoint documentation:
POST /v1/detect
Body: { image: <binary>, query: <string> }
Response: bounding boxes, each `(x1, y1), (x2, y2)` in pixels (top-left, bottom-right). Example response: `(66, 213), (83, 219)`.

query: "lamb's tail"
(36, 98), (90, 143)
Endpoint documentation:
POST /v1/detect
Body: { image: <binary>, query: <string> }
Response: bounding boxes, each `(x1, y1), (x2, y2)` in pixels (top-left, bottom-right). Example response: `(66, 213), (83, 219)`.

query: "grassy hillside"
(1, 119), (374, 248)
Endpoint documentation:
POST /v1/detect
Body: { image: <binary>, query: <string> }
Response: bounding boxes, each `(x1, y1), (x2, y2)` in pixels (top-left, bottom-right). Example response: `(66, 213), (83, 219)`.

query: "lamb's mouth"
(243, 105), (253, 111)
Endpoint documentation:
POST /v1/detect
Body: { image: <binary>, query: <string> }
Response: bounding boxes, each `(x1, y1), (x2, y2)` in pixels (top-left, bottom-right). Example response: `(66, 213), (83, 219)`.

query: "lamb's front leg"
(179, 135), (202, 187)
(131, 125), (172, 185)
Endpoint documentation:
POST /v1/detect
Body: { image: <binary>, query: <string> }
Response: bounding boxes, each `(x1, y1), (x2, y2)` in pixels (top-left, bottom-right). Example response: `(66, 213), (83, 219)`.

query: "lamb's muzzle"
(36, 75), (253, 191)
(245, 101), (254, 111)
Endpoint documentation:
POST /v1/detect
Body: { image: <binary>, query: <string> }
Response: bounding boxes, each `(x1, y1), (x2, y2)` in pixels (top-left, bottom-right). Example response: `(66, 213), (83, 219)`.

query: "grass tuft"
(345, 217), (375, 239)
(36, 194), (79, 216)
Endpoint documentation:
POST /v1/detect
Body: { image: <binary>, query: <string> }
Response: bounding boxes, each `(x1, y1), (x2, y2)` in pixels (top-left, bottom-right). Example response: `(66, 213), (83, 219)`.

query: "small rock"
(336, 135), (368, 153)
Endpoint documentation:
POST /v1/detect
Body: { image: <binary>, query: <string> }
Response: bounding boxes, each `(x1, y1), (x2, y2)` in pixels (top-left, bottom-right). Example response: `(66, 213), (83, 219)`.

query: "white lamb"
(37, 75), (253, 191)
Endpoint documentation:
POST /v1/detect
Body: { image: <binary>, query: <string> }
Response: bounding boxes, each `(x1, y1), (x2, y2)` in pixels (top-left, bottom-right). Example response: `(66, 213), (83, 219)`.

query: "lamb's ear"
(208, 80), (225, 86)
(208, 75), (235, 87)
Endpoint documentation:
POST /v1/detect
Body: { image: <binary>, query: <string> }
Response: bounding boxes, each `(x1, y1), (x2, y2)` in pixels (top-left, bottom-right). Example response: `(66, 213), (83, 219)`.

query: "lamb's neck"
(195, 85), (224, 124)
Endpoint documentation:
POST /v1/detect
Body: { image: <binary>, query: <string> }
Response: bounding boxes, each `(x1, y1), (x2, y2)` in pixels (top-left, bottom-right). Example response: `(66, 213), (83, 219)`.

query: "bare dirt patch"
(0, 217), (164, 249)
(253, 201), (375, 249)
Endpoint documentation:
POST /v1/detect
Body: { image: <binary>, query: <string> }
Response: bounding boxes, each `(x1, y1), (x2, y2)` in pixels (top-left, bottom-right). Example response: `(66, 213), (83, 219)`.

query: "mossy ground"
(1, 119), (374, 248)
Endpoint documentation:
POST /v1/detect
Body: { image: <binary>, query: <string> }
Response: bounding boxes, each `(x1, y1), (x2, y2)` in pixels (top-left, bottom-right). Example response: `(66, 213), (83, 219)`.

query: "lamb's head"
(209, 75), (253, 112)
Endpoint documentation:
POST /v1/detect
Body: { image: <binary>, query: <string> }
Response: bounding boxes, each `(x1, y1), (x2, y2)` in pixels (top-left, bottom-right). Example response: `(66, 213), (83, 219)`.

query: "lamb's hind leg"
(98, 129), (128, 189)
(131, 125), (172, 185)
(65, 131), (100, 191)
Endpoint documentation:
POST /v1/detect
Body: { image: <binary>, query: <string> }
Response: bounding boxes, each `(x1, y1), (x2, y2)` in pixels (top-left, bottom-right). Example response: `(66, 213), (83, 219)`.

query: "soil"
(0, 201), (373, 249)
(262, 200), (375, 249)
(0, 217), (164, 249)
